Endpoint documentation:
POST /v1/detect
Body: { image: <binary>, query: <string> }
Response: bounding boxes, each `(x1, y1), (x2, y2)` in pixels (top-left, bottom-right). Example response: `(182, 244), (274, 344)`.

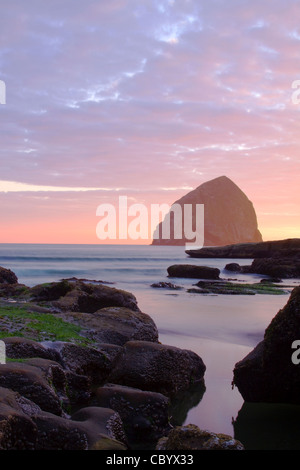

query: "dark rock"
(30, 280), (73, 301)
(188, 280), (287, 296)
(169, 382), (206, 427)
(34, 412), (89, 450)
(186, 238), (300, 258)
(60, 307), (159, 346)
(108, 340), (206, 398)
(0, 387), (38, 450)
(0, 267), (18, 285)
(151, 282), (182, 290)
(61, 277), (114, 285)
(167, 264), (220, 280)
(0, 283), (29, 299)
(0, 385), (126, 450)
(48, 280), (141, 313)
(260, 278), (282, 284)
(22, 357), (91, 408)
(51, 341), (119, 386)
(63, 369), (91, 405)
(233, 402), (300, 450)
(156, 424), (244, 450)
(70, 407), (127, 450)
(95, 383), (171, 448)
(3, 336), (61, 362)
(233, 287), (300, 403)
(224, 263), (243, 272)
(248, 257), (300, 279)
(0, 386), (126, 450)
(152, 176), (262, 247)
(0, 362), (63, 415)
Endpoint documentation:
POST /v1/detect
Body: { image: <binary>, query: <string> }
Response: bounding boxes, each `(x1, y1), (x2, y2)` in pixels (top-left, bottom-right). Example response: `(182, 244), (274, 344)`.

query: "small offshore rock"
(151, 282), (182, 290)
(167, 264), (220, 280)
(61, 307), (159, 346)
(0, 362), (63, 416)
(3, 337), (60, 362)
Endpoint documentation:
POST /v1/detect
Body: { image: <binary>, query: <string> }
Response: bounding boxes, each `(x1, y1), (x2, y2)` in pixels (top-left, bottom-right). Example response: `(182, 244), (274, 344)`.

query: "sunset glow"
(0, 0), (299, 244)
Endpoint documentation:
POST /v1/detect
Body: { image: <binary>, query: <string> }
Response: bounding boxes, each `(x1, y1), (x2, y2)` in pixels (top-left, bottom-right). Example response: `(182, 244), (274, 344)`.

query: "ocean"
(0, 243), (300, 450)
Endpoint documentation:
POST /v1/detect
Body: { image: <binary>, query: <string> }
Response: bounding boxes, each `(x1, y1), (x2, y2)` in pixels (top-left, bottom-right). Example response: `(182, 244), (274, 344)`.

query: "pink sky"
(0, 0), (299, 244)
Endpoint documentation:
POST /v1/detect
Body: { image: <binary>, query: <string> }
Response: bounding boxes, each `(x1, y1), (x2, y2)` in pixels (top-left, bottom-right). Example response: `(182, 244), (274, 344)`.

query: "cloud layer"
(0, 0), (299, 242)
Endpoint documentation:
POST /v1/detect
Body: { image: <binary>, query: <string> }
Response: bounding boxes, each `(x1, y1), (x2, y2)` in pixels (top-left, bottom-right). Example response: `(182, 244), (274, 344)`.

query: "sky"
(0, 0), (299, 244)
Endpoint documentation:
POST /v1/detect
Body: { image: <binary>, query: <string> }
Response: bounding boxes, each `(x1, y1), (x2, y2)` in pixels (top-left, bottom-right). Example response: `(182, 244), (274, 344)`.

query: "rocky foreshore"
(233, 286), (300, 404)
(186, 238), (300, 259)
(185, 238), (300, 279)
(0, 266), (246, 451)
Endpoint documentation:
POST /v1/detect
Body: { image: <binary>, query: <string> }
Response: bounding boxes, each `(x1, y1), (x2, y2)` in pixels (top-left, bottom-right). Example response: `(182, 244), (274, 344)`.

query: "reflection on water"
(233, 402), (300, 450)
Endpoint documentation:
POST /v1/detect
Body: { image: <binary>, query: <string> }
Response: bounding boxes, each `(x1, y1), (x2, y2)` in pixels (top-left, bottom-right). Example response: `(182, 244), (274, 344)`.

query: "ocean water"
(0, 243), (300, 450)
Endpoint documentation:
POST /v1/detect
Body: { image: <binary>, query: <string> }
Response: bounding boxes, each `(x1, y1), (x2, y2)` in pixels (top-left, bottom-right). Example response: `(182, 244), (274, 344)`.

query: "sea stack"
(152, 176), (262, 247)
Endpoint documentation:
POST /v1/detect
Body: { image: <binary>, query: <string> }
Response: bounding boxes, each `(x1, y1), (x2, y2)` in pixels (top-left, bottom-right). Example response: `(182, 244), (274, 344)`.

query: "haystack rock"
(152, 176), (262, 247)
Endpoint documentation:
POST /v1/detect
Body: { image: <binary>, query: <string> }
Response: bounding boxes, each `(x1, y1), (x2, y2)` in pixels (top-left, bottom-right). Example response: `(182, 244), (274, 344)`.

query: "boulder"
(33, 411), (89, 450)
(60, 307), (159, 346)
(156, 424), (244, 450)
(33, 407), (126, 450)
(225, 257), (300, 279)
(167, 264), (220, 280)
(248, 257), (300, 279)
(108, 340), (206, 398)
(70, 407), (126, 450)
(233, 287), (300, 403)
(28, 279), (140, 313)
(22, 357), (91, 408)
(3, 336), (61, 362)
(233, 401), (300, 450)
(95, 383), (171, 447)
(150, 282), (182, 290)
(49, 341), (120, 386)
(168, 382), (206, 426)
(29, 280), (73, 301)
(152, 176), (262, 247)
